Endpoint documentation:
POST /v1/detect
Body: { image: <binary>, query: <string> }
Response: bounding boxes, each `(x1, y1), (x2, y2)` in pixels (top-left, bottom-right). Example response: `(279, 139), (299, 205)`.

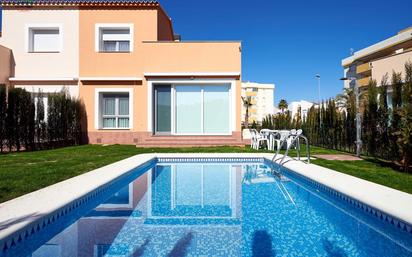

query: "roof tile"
(0, 0), (159, 6)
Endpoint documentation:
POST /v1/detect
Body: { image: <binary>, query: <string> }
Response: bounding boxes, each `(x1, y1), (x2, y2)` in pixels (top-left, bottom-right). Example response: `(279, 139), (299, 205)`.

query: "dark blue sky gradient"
(160, 0), (412, 104)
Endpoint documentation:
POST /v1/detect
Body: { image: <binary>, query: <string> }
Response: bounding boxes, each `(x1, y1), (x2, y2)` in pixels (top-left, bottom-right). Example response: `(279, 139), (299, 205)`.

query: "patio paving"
(313, 154), (362, 161)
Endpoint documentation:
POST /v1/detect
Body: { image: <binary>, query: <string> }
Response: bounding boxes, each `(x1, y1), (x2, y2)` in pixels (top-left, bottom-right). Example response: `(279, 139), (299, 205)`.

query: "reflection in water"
(25, 163), (412, 257)
(167, 232), (194, 257)
(252, 230), (275, 257)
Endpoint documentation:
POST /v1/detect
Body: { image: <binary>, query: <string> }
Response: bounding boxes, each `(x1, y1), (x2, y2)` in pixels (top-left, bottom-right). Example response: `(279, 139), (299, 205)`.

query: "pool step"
(137, 135), (244, 148)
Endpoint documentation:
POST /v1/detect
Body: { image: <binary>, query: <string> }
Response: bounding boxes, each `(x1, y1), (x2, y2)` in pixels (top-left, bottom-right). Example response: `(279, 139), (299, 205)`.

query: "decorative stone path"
(313, 154), (362, 161)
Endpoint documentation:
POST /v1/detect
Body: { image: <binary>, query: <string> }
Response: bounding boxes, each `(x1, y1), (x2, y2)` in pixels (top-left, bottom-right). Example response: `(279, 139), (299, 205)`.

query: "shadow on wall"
(252, 230), (276, 257)
(80, 99), (89, 144)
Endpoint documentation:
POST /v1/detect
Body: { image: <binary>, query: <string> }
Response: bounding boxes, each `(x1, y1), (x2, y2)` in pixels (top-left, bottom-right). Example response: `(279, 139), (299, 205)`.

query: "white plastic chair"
(250, 129), (269, 150)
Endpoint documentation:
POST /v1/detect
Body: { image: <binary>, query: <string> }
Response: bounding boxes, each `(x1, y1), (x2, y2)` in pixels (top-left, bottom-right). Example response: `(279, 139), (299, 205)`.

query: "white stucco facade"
(241, 82), (275, 124)
(0, 8), (80, 97)
(288, 100), (315, 121)
(0, 8), (79, 79)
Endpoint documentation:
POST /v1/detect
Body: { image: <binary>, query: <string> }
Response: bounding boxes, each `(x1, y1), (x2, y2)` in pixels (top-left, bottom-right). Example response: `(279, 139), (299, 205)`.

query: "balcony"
(141, 41), (241, 75)
(356, 62), (371, 75)
(357, 76), (371, 87)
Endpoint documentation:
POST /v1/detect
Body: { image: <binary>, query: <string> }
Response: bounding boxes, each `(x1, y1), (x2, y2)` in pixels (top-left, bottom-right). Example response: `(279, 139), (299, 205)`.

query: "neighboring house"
(0, 45), (13, 86)
(342, 26), (412, 108)
(0, 0), (242, 147)
(241, 82), (275, 124)
(288, 100), (315, 121)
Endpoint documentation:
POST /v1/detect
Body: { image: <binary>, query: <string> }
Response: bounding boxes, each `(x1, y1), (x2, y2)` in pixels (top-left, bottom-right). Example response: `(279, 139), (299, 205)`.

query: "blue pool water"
(6, 160), (412, 256)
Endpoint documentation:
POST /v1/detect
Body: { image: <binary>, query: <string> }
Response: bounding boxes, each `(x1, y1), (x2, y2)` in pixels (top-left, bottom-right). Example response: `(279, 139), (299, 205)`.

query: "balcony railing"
(356, 62), (371, 75)
(357, 76), (371, 87)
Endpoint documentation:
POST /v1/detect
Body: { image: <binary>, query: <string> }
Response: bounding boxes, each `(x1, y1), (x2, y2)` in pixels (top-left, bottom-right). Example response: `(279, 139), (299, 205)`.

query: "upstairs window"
(28, 27), (61, 52)
(96, 24), (133, 52)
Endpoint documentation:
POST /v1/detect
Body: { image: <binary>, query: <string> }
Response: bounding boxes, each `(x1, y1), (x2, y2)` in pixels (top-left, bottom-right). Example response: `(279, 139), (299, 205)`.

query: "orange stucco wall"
(157, 9), (174, 41)
(78, 7), (242, 144)
(141, 42), (241, 72)
(0, 45), (13, 85)
(79, 8), (159, 77)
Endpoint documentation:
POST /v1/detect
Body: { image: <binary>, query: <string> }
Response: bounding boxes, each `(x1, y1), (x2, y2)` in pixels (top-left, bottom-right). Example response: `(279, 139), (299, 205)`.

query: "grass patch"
(311, 158), (412, 194)
(0, 144), (410, 203)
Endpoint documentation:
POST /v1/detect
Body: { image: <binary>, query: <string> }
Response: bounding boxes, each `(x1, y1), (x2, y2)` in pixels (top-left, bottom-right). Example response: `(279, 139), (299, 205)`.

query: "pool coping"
(1, 153), (412, 253)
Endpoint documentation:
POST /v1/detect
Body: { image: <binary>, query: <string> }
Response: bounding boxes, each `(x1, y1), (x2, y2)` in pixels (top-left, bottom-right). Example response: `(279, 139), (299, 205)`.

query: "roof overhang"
(144, 72), (241, 78)
(342, 29), (412, 67)
(9, 77), (78, 82)
(80, 77), (143, 81)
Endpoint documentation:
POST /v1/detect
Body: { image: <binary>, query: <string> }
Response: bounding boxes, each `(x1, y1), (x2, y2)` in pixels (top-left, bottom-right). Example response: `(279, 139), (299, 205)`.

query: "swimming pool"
(2, 158), (412, 257)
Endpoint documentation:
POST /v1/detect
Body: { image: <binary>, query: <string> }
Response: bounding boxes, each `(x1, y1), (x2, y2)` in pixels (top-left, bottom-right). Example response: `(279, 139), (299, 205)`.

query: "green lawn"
(0, 144), (411, 203)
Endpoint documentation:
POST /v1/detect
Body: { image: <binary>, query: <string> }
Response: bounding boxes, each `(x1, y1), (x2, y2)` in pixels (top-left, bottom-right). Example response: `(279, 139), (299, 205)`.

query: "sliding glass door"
(154, 84), (231, 135)
(154, 85), (171, 133)
(203, 85), (230, 134)
(175, 86), (202, 134)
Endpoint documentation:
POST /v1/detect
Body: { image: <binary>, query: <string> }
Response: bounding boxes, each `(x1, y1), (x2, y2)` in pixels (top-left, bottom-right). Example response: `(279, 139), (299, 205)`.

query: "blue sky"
(160, 0), (412, 105)
(1, 1), (411, 104)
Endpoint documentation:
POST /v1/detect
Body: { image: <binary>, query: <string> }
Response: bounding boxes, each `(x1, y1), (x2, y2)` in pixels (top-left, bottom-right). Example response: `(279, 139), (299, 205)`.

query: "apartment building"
(241, 82), (275, 124)
(0, 0), (242, 147)
(342, 26), (412, 104)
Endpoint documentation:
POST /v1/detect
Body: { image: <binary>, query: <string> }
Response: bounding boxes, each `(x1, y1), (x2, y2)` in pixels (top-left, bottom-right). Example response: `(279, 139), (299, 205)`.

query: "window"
(101, 94), (130, 129)
(97, 25), (133, 52)
(28, 28), (60, 52)
(33, 94), (48, 122)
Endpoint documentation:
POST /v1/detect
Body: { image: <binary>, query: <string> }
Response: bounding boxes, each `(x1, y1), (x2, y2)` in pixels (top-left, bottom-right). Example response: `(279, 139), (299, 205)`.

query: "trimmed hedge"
(0, 86), (83, 152)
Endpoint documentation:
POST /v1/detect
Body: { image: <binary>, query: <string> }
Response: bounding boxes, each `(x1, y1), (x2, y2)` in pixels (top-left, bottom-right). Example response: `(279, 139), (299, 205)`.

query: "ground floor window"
(100, 93), (130, 129)
(154, 84), (231, 135)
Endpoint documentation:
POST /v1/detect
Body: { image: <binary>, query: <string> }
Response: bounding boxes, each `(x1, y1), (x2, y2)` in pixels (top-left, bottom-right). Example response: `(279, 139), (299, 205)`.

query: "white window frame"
(147, 79), (236, 136)
(95, 23), (134, 53)
(25, 23), (63, 53)
(95, 88), (133, 130)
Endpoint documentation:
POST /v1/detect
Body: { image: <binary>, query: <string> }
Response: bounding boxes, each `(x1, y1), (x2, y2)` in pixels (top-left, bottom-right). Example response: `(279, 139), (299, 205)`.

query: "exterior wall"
(241, 82), (275, 123)
(79, 8), (159, 77)
(141, 42), (241, 73)
(371, 50), (412, 85)
(0, 45), (13, 85)
(157, 9), (174, 41)
(78, 7), (242, 145)
(79, 81), (146, 133)
(0, 8), (79, 78)
(2, 5), (243, 146)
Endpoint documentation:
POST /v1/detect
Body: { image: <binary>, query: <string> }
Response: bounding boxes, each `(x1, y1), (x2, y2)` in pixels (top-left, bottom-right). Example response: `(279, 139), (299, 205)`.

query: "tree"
(364, 79), (378, 156)
(278, 99), (288, 113)
(397, 62), (412, 172)
(35, 90), (46, 149)
(242, 96), (253, 128)
(390, 71), (403, 160)
(0, 85), (6, 153)
(377, 74), (390, 159)
(293, 106), (302, 128)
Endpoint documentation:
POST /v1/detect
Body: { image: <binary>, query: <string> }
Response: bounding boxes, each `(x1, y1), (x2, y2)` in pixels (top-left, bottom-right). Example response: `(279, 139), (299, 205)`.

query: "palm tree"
(278, 99), (288, 113)
(242, 96), (253, 128)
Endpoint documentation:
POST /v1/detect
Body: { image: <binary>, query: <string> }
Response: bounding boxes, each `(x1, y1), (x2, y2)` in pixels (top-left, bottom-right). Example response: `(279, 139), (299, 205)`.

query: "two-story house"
(0, 0), (243, 147)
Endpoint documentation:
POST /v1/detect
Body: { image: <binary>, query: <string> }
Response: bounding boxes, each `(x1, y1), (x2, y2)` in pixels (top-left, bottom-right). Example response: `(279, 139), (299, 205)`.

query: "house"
(241, 82), (275, 124)
(288, 100), (316, 121)
(342, 26), (412, 108)
(0, 0), (243, 147)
